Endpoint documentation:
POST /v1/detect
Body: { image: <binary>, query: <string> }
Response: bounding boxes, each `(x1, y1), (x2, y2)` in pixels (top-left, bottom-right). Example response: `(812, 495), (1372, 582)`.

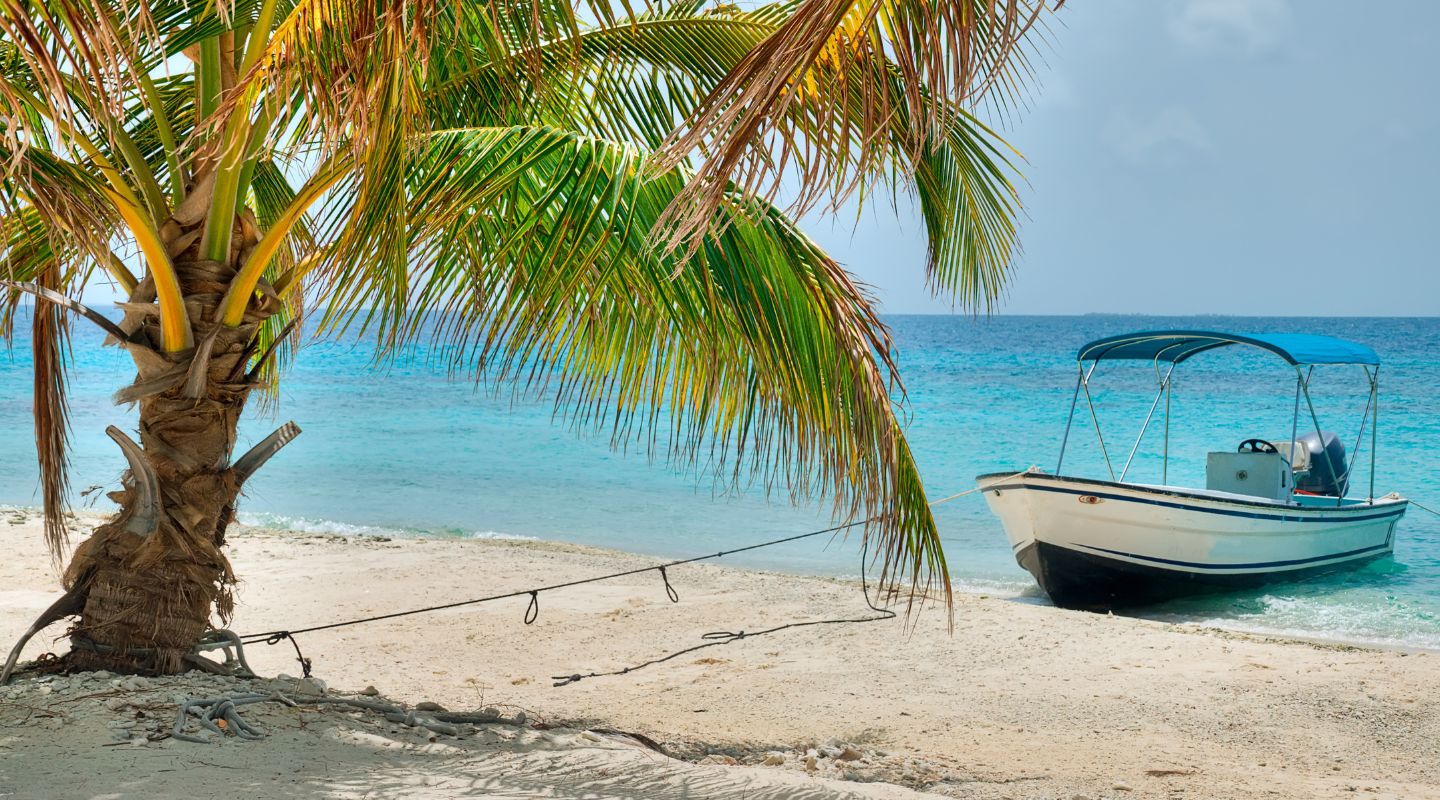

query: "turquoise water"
(2, 315), (1437, 649)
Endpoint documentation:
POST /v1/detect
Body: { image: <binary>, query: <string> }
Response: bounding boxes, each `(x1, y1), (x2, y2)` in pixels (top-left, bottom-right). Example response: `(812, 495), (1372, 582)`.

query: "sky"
(74, 0), (1437, 318)
(805, 0), (1440, 316)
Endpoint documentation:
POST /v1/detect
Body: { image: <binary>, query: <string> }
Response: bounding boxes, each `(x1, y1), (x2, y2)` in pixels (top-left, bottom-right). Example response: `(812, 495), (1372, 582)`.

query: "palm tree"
(0, 0), (1050, 676)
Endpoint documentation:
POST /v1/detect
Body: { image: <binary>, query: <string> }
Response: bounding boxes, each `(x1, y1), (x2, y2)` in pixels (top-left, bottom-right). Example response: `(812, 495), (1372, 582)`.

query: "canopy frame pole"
(1368, 366), (1380, 503)
(1055, 364), (1086, 475)
(1081, 362), (1116, 481)
(1295, 366), (1346, 507)
(1120, 362), (1174, 482)
(1288, 374), (1301, 495)
(1151, 342), (1191, 485)
(1163, 366), (1172, 484)
(1343, 365), (1376, 507)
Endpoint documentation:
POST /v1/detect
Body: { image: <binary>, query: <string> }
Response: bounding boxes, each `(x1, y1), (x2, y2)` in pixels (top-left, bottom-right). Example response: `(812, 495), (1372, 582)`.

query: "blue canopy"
(1078, 330), (1379, 366)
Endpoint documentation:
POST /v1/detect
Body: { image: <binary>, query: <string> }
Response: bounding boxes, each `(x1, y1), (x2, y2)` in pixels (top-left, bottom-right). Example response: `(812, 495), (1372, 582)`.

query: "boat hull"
(977, 471), (1407, 611)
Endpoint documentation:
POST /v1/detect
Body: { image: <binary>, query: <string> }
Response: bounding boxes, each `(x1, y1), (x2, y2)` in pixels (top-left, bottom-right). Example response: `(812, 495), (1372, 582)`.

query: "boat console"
(1206, 447), (1293, 502)
(1205, 432), (1348, 503)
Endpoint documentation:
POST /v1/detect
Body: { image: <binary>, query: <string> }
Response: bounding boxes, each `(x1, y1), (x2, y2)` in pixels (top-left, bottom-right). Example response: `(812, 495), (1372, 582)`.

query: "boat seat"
(1268, 439), (1311, 472)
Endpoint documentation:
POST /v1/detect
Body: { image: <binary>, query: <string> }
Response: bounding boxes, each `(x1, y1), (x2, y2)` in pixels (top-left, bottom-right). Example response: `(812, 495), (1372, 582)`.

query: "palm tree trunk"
(63, 248), (276, 674)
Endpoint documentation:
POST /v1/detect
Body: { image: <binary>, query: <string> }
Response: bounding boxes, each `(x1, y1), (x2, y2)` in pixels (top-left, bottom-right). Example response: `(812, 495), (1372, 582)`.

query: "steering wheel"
(1238, 438), (1278, 454)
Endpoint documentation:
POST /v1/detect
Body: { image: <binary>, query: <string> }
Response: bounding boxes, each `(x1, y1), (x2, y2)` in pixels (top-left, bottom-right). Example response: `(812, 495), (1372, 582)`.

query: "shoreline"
(4, 508), (1439, 798)
(22, 503), (1430, 658)
(248, 509), (1440, 656)
(273, 524), (1440, 658)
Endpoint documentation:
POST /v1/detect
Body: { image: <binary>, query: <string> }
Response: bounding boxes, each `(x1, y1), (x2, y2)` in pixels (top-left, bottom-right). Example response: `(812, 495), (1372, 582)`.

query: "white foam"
(1165, 593), (1440, 653)
(1179, 618), (1440, 653)
(831, 574), (1043, 602)
(460, 530), (538, 541)
(235, 512), (535, 542)
(951, 576), (1044, 601)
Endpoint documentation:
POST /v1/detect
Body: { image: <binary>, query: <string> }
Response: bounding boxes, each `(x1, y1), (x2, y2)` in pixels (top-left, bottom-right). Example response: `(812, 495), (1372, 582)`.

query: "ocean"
(2, 315), (1437, 650)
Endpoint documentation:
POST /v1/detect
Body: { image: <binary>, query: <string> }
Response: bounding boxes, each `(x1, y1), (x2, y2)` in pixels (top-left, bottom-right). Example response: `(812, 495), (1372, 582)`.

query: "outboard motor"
(1294, 430), (1348, 497)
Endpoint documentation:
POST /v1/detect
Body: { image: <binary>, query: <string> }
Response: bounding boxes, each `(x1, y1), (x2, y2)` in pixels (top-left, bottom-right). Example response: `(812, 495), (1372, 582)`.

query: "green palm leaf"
(428, 0), (1023, 304)
(650, 0), (1052, 279)
(305, 125), (946, 599)
(0, 0), (1037, 619)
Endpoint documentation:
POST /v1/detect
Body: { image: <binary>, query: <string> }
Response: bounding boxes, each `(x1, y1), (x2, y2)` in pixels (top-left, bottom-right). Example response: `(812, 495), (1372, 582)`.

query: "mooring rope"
(1406, 496), (1439, 517)
(551, 536), (896, 687)
(238, 519), (870, 642)
(235, 471), (1028, 681)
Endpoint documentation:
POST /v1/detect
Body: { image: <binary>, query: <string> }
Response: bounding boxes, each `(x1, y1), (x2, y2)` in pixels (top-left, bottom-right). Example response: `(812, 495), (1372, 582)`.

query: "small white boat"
(977, 330), (1408, 611)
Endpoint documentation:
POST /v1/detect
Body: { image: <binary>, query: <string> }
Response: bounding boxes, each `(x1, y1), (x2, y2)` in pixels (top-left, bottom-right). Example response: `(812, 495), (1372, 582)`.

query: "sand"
(2, 509), (1438, 799)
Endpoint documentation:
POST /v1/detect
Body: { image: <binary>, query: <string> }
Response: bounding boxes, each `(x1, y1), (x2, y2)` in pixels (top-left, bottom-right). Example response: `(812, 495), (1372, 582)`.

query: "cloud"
(1104, 106), (1213, 166)
(1167, 0), (1291, 55)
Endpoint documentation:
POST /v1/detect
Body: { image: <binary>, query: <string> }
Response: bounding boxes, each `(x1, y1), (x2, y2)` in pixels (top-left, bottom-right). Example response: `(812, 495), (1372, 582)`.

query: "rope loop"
(701, 630), (741, 641)
(524, 591), (540, 625)
(659, 566), (679, 603)
(263, 631), (312, 678)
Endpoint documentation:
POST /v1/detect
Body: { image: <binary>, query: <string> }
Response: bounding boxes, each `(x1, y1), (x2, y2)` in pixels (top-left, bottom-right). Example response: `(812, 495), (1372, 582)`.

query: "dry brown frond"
(32, 262), (71, 560)
(651, 0), (1054, 256)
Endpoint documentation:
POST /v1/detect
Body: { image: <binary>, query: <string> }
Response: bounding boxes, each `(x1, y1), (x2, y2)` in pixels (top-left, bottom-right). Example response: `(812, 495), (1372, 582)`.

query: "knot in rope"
(659, 566), (679, 603)
(264, 631), (312, 678)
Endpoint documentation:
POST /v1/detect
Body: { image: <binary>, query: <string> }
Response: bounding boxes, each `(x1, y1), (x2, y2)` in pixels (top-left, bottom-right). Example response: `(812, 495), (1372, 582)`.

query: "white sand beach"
(2, 510), (1438, 799)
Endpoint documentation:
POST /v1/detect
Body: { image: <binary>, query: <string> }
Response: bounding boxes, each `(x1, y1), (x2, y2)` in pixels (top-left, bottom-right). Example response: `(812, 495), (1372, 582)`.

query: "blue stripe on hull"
(1072, 541), (1392, 571)
(983, 481), (1407, 525)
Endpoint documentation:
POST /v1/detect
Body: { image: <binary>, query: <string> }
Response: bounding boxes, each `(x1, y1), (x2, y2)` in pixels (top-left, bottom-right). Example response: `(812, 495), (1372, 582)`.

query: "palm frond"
(31, 262), (72, 559)
(427, 0), (1023, 302)
(303, 125), (947, 603)
(650, 0), (1053, 271)
(0, 0), (1046, 608)
(122, 72), (197, 205)
(426, 2), (784, 146)
(906, 93), (1022, 307)
(0, 147), (119, 282)
(0, 208), (93, 559)
(238, 0), (708, 172)
(244, 159), (314, 398)
(0, 5), (174, 213)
